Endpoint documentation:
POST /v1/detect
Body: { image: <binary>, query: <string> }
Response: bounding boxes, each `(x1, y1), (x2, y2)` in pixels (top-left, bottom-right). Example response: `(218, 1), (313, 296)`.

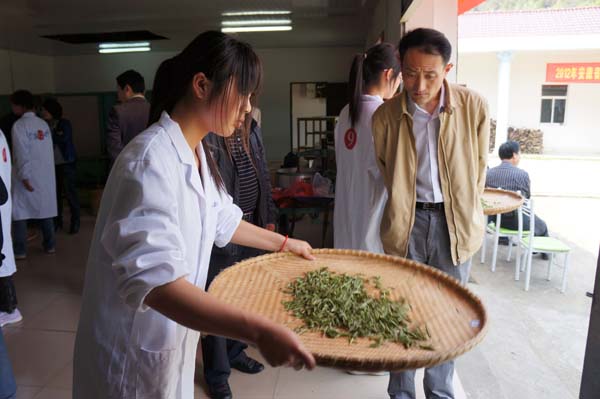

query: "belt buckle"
(423, 202), (436, 210)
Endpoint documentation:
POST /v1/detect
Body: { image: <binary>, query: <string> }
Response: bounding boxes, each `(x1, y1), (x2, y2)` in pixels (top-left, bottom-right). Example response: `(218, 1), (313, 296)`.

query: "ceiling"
(0, 0), (375, 56)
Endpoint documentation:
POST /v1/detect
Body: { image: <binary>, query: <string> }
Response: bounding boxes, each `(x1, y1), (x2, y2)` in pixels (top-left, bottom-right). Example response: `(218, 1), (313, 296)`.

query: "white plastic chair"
(515, 199), (571, 292)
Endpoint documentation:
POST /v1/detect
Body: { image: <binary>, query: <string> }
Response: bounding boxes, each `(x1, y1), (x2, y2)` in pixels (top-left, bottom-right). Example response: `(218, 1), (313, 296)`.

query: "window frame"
(540, 84), (568, 125)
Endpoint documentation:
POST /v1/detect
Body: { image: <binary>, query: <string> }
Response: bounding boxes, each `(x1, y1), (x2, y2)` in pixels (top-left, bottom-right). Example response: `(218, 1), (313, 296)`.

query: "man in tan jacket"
(372, 28), (489, 399)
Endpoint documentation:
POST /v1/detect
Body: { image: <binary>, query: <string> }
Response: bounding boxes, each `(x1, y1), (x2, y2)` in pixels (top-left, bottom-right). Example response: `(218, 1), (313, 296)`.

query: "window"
(540, 85), (567, 124)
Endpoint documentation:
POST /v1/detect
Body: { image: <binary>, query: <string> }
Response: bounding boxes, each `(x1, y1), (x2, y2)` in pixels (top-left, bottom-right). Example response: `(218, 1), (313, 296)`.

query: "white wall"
(52, 46), (360, 161)
(53, 51), (173, 94)
(458, 50), (600, 155)
(254, 47), (360, 160)
(0, 49), (55, 94)
(290, 83), (327, 150)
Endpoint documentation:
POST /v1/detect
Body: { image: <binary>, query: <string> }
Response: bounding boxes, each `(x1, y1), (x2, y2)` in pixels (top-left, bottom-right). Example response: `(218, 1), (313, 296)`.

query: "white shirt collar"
(408, 84), (446, 118)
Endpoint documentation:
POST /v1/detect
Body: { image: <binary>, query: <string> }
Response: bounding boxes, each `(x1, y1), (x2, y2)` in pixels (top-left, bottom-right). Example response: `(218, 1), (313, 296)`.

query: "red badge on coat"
(2, 148), (6, 163)
(344, 128), (357, 150)
(37, 130), (45, 140)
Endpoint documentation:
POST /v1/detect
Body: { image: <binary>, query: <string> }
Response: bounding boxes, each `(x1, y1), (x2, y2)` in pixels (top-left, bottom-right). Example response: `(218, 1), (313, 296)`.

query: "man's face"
(10, 104), (24, 116)
(401, 48), (452, 111)
(117, 84), (132, 102)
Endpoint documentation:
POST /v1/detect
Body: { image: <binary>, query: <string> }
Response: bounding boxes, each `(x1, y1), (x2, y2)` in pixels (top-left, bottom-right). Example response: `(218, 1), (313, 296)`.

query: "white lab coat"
(0, 129), (16, 278)
(11, 111), (57, 220)
(73, 112), (243, 398)
(334, 95), (387, 253)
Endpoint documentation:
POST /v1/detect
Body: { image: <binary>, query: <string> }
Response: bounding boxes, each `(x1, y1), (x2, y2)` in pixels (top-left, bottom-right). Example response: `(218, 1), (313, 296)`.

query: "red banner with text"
(546, 63), (600, 83)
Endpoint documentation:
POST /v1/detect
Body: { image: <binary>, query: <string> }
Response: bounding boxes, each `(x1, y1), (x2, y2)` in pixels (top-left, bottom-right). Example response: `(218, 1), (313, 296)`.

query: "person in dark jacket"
(106, 70), (150, 166)
(41, 98), (80, 234)
(201, 115), (277, 399)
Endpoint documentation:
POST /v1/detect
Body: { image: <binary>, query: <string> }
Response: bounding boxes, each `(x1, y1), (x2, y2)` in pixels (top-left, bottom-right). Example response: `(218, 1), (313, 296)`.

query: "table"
(275, 196), (334, 247)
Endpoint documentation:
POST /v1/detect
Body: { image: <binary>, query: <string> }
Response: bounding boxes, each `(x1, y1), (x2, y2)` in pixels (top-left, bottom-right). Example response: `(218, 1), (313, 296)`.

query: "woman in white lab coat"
(334, 43), (402, 253)
(73, 31), (315, 399)
(0, 129), (20, 327)
(9, 90), (57, 257)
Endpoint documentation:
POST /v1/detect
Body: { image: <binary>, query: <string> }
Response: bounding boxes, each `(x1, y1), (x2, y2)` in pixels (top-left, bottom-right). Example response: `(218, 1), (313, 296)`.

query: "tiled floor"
(3, 214), (467, 399)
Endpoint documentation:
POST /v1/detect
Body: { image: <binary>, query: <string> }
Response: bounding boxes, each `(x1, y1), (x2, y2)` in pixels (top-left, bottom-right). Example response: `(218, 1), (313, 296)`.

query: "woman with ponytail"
(333, 43), (402, 253)
(73, 31), (315, 399)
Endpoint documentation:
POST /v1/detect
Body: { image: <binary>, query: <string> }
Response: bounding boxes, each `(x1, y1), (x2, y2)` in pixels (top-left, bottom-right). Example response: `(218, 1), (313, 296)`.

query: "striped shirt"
(226, 132), (259, 214)
(485, 161), (531, 198)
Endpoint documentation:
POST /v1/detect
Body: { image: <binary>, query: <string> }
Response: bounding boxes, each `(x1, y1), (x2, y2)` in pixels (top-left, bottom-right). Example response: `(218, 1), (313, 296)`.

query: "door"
(580, 246), (600, 398)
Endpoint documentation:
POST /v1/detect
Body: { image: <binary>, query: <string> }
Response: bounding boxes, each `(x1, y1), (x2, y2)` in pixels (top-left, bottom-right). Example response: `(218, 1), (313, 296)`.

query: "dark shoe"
(208, 382), (232, 399)
(541, 253), (550, 260)
(69, 219), (80, 235)
(498, 237), (510, 246)
(230, 354), (264, 374)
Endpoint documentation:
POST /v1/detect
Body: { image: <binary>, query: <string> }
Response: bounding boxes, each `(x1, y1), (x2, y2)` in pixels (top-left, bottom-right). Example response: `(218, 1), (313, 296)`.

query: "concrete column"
(495, 51), (513, 152)
(401, 0), (459, 82)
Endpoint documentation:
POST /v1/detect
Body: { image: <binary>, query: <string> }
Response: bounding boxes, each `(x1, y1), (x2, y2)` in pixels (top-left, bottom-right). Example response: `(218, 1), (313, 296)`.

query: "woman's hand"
(254, 316), (316, 370)
(284, 238), (315, 260)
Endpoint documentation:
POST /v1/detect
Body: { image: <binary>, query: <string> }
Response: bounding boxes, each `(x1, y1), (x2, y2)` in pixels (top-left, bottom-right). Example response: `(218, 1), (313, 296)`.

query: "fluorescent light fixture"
(98, 41), (150, 49)
(222, 19), (292, 26)
(222, 10), (291, 16)
(221, 26), (292, 33)
(99, 47), (151, 54)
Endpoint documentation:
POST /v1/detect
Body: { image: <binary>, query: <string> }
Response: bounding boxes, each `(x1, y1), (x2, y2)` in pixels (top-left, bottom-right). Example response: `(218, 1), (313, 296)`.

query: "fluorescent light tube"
(222, 10), (291, 16)
(99, 47), (151, 54)
(98, 42), (150, 49)
(221, 26), (292, 33)
(222, 19), (292, 26)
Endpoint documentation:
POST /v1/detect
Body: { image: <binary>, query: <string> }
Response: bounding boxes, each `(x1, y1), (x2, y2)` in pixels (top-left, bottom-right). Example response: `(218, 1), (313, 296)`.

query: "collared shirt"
(407, 85), (445, 203)
(485, 161), (531, 199)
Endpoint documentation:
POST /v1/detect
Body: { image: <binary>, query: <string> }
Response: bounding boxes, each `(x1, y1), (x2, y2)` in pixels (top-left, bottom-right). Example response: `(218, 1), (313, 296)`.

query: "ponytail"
(148, 57), (182, 126)
(346, 43), (401, 128)
(348, 54), (365, 128)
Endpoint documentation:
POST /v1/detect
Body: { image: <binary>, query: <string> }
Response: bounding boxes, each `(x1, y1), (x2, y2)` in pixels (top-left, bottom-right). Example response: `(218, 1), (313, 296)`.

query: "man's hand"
(265, 224), (276, 232)
(22, 179), (34, 192)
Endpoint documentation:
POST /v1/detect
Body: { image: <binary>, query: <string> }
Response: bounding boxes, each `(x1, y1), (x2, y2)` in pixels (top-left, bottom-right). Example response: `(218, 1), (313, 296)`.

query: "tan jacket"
(372, 81), (489, 265)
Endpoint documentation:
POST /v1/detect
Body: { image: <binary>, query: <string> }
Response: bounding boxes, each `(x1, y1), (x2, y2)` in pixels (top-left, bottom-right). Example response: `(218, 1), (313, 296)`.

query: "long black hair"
(149, 30), (262, 190)
(348, 43), (401, 128)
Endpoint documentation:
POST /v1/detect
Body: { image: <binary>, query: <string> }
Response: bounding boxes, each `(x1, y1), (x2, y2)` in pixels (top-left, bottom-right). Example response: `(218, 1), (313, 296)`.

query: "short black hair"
(42, 98), (63, 119)
(398, 28), (452, 65)
(499, 141), (520, 160)
(116, 69), (145, 94)
(9, 90), (34, 109)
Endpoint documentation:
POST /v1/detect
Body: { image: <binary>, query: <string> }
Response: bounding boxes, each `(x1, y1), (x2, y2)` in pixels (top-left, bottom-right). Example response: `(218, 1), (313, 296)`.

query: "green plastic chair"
(515, 199), (571, 292)
(480, 190), (529, 272)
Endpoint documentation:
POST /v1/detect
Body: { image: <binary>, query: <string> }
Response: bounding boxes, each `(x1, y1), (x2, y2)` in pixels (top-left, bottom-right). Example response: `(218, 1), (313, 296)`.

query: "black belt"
(416, 202), (444, 211)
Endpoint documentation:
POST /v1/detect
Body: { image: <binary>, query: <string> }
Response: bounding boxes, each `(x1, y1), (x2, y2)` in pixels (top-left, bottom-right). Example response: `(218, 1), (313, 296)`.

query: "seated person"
(485, 141), (549, 257)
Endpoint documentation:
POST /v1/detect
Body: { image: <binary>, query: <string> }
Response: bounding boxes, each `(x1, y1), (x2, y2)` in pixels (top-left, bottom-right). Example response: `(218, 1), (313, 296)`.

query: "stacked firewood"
(489, 119), (497, 153)
(508, 127), (544, 154)
(488, 120), (543, 154)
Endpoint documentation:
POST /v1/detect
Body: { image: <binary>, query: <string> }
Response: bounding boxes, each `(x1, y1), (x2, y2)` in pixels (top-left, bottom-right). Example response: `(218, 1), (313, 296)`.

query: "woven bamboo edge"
(482, 188), (525, 216)
(210, 249), (489, 371)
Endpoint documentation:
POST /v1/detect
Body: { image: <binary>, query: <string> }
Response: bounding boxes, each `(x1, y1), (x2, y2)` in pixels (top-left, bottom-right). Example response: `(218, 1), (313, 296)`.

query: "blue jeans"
(0, 327), (17, 399)
(13, 218), (55, 255)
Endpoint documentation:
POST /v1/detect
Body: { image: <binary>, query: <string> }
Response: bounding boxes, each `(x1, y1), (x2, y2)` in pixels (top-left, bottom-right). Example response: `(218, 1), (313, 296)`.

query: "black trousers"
(55, 162), (80, 226)
(202, 246), (262, 386)
(0, 276), (17, 313)
(492, 212), (549, 237)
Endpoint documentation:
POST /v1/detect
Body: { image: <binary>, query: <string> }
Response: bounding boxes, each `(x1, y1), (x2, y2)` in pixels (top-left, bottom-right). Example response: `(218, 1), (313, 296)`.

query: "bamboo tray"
(208, 249), (488, 371)
(482, 188), (525, 215)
